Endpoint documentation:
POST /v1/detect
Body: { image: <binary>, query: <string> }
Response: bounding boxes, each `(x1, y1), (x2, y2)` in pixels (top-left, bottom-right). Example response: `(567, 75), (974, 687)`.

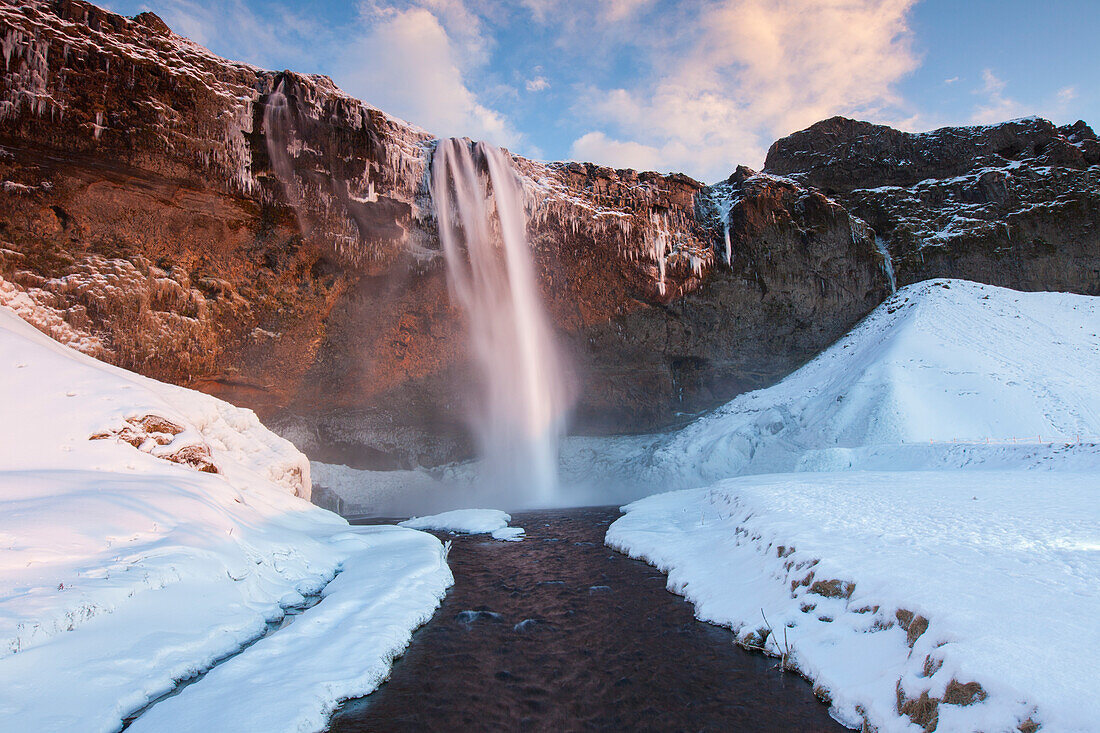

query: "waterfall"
(430, 138), (572, 505)
(262, 79), (300, 210)
(874, 234), (897, 293)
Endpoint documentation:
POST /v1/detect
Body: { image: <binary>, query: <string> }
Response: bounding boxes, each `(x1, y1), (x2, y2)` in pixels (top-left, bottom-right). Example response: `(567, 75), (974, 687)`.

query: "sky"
(103, 0), (1100, 183)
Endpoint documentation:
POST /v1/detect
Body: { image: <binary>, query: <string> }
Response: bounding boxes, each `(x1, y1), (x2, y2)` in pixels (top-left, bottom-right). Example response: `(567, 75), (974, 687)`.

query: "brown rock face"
(765, 116), (1100, 295)
(0, 0), (891, 469)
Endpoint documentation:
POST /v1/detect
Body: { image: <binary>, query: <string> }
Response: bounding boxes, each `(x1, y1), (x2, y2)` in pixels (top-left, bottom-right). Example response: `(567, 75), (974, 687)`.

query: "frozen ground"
(0, 307), (452, 732)
(400, 509), (525, 541)
(603, 280), (1100, 732)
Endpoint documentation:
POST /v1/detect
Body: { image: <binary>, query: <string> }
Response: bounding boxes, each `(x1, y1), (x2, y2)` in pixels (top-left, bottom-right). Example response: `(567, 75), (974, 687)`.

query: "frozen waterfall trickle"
(430, 139), (573, 505)
(874, 235), (897, 293)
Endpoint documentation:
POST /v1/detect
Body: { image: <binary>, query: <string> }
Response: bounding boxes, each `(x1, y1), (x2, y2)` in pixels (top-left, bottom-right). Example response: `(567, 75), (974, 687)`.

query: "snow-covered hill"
(0, 307), (452, 732)
(565, 278), (1100, 491)
(602, 280), (1100, 732)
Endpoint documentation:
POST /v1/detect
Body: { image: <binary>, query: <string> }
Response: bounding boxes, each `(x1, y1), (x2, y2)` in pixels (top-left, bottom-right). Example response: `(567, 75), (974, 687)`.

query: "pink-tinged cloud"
(336, 3), (522, 147)
(571, 0), (921, 180)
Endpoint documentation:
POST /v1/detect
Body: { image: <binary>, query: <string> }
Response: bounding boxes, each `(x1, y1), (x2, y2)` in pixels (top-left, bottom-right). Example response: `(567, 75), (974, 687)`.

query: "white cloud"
(603, 0), (657, 21)
(335, 2), (522, 148)
(970, 68), (1027, 124)
(970, 72), (1084, 127)
(568, 0), (921, 181)
(569, 132), (664, 172)
(525, 76), (550, 92)
(945, 76), (960, 85)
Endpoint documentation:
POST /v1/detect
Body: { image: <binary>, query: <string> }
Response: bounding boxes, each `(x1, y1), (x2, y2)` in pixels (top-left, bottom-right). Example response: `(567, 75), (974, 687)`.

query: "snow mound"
(567, 279), (1100, 491)
(0, 306), (452, 732)
(609, 471), (1100, 732)
(401, 509), (524, 541)
(490, 527), (526, 542)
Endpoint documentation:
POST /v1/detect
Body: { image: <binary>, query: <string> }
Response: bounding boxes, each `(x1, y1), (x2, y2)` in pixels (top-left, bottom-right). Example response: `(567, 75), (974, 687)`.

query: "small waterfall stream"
(430, 138), (572, 505)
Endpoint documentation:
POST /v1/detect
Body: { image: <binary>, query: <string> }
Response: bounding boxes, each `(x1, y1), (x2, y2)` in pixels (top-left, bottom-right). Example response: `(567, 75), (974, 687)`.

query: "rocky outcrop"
(765, 116), (1100, 295)
(0, 0), (992, 471)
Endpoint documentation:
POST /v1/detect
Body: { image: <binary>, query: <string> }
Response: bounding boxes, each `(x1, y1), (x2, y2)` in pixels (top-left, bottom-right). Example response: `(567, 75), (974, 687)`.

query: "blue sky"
(103, 0), (1099, 182)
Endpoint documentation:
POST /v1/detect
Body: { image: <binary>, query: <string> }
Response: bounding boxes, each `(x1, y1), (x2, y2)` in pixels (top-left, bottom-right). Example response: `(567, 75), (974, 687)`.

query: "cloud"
(944, 76), (960, 85)
(604, 0), (657, 21)
(361, 0), (492, 68)
(567, 0), (921, 181)
(569, 131), (664, 172)
(525, 76), (550, 92)
(334, 2), (522, 148)
(969, 71), (1086, 127)
(970, 68), (1027, 124)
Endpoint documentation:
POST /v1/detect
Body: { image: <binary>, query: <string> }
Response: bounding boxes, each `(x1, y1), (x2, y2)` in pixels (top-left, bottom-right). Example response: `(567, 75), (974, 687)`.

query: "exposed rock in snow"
(0, 305), (452, 732)
(608, 470), (1100, 732)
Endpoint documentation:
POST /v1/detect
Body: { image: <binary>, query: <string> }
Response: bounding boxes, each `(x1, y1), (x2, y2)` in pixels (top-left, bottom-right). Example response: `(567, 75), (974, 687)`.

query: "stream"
(328, 506), (844, 731)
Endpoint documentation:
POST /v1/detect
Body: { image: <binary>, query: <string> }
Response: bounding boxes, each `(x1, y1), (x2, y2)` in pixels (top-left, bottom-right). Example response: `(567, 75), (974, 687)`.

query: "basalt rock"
(765, 116), (1100, 295)
(0, 0), (890, 468)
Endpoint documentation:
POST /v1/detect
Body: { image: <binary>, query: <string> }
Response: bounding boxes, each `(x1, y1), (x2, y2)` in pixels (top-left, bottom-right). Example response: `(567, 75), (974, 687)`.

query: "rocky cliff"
(0, 0), (1090, 471)
(765, 116), (1100, 295)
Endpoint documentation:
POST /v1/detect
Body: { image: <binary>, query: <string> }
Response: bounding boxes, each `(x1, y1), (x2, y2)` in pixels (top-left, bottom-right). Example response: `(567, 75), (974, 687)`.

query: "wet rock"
(455, 609), (504, 627)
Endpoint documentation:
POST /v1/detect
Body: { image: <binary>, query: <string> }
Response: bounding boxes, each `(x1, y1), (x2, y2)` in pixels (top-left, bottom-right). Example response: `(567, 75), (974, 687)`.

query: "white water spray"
(430, 138), (572, 505)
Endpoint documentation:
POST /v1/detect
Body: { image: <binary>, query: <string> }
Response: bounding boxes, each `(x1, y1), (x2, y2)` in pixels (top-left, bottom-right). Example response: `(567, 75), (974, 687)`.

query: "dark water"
(330, 507), (845, 732)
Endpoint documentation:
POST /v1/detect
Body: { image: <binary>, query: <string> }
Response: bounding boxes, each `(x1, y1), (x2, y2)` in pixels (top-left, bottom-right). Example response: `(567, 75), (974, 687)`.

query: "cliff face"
(4, 1), (1087, 472)
(765, 116), (1100, 295)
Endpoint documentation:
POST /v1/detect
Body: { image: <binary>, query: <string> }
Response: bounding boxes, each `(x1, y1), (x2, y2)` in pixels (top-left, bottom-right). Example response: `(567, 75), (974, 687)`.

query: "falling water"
(430, 138), (572, 504)
(874, 234), (897, 293)
(263, 79), (303, 213)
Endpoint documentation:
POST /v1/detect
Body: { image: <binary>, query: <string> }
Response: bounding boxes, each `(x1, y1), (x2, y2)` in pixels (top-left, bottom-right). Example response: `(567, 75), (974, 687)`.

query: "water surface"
(330, 507), (845, 732)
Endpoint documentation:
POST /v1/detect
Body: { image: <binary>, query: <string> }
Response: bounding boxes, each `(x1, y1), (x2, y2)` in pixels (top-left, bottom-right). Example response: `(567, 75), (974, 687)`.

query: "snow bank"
(401, 509), (525, 541)
(601, 279), (1100, 732)
(126, 527), (449, 732)
(608, 472), (1100, 732)
(0, 307), (452, 732)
